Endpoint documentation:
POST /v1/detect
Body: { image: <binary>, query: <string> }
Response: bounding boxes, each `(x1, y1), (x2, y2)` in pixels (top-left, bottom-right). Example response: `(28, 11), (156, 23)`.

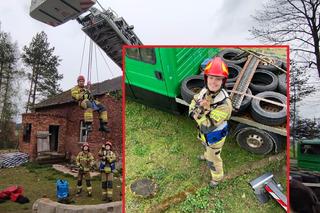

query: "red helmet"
(105, 141), (112, 147)
(81, 142), (90, 151)
(204, 57), (229, 79)
(77, 75), (85, 82)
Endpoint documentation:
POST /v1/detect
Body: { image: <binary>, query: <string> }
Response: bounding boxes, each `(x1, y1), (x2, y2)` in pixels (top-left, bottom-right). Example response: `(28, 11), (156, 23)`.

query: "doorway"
(49, 125), (59, 152)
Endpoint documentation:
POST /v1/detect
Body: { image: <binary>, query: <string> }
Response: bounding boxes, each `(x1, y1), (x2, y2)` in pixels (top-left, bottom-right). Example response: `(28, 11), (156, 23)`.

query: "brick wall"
(19, 113), (67, 160)
(19, 94), (122, 161)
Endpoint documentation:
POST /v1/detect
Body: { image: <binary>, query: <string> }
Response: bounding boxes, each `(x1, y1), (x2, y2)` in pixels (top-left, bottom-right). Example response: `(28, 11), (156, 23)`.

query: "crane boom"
(30, 0), (142, 67)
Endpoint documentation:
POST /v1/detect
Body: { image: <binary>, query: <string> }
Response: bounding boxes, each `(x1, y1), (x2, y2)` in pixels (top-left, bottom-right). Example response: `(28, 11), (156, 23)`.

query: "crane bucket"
(30, 0), (96, 27)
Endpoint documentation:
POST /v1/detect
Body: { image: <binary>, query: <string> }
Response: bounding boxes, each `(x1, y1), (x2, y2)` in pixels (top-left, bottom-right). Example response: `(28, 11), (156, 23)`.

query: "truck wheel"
(217, 48), (247, 65)
(235, 126), (274, 155)
(225, 82), (252, 113)
(250, 69), (278, 94)
(278, 73), (287, 95)
(250, 91), (287, 126)
(226, 63), (241, 82)
(181, 75), (204, 104)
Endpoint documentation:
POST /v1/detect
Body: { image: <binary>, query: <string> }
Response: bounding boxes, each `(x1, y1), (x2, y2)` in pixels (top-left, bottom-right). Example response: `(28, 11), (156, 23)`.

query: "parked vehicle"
(125, 47), (288, 155)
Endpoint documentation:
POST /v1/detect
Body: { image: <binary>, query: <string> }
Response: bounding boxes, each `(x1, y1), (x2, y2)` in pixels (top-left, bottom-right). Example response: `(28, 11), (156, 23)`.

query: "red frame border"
(121, 45), (291, 213)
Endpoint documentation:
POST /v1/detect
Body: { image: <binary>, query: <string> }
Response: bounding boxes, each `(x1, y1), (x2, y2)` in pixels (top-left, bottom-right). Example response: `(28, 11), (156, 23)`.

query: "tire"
(250, 69), (278, 94)
(250, 91), (287, 126)
(290, 174), (303, 182)
(278, 73), (287, 95)
(257, 58), (283, 72)
(181, 75), (204, 104)
(226, 63), (241, 82)
(225, 82), (252, 113)
(235, 125), (274, 155)
(217, 48), (247, 65)
(301, 174), (320, 183)
(270, 133), (286, 153)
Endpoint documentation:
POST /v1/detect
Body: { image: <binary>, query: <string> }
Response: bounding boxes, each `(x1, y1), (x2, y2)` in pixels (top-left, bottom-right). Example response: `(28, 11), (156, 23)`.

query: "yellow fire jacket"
(189, 88), (233, 145)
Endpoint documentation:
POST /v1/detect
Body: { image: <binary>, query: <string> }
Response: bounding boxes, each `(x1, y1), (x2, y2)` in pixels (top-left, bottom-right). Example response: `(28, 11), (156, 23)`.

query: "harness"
(195, 88), (230, 146)
(99, 150), (116, 173)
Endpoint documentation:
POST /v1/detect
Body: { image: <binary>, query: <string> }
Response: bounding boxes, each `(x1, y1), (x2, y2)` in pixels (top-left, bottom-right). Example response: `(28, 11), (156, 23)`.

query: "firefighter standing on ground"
(71, 75), (110, 132)
(189, 57), (233, 188)
(76, 143), (95, 196)
(98, 141), (117, 202)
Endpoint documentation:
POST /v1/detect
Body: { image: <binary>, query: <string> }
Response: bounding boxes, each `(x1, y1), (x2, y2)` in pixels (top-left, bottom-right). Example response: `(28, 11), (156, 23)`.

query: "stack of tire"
(181, 48), (287, 155)
(181, 48), (287, 126)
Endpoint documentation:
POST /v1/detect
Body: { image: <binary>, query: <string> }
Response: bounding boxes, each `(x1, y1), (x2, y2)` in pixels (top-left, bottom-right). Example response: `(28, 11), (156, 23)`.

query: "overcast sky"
(0, 0), (318, 120)
(0, 0), (264, 90)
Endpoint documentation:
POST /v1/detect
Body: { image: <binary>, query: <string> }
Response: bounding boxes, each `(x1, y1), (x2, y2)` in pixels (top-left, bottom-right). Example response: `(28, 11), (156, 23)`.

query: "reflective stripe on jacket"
(189, 88), (232, 145)
(71, 86), (91, 101)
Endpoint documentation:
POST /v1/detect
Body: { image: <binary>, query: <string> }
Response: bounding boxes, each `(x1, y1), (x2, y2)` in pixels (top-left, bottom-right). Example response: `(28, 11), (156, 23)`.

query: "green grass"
(173, 159), (286, 213)
(125, 100), (286, 212)
(0, 163), (122, 213)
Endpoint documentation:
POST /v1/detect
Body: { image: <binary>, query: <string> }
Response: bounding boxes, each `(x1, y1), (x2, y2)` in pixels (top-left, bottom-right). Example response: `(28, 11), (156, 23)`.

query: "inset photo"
(124, 46), (288, 212)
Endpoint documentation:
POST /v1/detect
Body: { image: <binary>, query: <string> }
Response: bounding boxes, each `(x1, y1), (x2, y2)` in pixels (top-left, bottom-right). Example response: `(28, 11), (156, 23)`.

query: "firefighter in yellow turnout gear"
(71, 75), (110, 132)
(98, 141), (117, 202)
(76, 143), (95, 196)
(189, 57), (233, 188)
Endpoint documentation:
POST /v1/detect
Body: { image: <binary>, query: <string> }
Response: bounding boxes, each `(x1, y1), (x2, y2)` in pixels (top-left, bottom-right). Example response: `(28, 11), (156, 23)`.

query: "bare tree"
(250, 0), (320, 76)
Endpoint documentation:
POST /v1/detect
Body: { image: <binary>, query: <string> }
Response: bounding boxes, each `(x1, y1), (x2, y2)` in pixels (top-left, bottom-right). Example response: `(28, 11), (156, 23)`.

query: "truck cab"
(298, 139), (320, 172)
(125, 47), (219, 112)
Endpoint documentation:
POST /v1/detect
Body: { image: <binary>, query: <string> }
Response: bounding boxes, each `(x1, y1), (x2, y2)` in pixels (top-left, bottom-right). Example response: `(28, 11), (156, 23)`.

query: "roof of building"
(34, 76), (121, 109)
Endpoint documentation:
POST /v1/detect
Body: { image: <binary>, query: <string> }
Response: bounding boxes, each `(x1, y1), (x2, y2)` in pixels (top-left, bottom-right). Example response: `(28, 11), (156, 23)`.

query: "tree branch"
(291, 48), (315, 54)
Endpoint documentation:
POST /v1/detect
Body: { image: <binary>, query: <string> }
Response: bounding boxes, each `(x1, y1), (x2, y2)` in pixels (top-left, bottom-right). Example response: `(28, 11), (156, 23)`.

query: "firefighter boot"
(76, 183), (82, 196)
(209, 180), (219, 188)
(87, 186), (92, 197)
(99, 119), (110, 133)
(102, 192), (108, 201)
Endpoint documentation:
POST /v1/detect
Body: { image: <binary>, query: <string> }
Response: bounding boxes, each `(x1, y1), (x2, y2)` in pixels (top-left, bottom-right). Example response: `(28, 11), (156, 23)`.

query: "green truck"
(297, 139), (320, 172)
(125, 47), (287, 155)
(125, 47), (219, 112)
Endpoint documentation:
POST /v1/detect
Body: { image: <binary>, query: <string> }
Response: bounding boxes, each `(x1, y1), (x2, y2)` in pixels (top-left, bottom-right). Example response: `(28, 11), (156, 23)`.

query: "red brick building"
(18, 77), (122, 162)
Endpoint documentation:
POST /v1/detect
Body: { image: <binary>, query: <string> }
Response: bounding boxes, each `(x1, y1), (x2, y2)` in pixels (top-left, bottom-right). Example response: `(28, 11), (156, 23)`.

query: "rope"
(87, 40), (93, 83)
(79, 35), (87, 75)
(94, 44), (99, 83)
(97, 47), (115, 78)
(94, 43), (100, 94)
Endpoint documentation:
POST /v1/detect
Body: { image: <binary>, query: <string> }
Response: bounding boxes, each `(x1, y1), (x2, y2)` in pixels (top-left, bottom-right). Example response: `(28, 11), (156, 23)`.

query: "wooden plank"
(231, 55), (260, 109)
(226, 90), (287, 108)
(230, 116), (287, 136)
(230, 55), (252, 100)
